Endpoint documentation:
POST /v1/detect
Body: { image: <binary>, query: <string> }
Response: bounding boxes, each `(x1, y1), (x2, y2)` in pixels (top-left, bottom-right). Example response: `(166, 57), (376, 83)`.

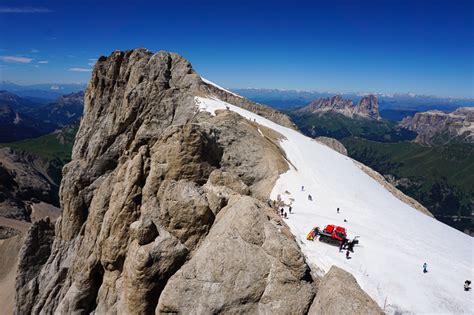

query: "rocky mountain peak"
(298, 94), (380, 119)
(13, 49), (322, 314)
(354, 94), (380, 119)
(12, 48), (383, 315)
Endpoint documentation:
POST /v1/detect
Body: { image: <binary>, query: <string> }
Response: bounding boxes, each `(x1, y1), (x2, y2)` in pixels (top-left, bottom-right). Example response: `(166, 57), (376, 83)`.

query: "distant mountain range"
(0, 90), (84, 142)
(232, 88), (474, 121)
(0, 81), (86, 101)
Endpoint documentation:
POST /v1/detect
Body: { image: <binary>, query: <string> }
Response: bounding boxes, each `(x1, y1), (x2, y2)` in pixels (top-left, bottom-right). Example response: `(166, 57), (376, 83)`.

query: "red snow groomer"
(318, 224), (347, 246)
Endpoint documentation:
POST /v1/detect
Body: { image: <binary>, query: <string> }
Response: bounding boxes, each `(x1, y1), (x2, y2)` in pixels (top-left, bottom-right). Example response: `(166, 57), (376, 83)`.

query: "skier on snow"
(423, 262), (428, 273)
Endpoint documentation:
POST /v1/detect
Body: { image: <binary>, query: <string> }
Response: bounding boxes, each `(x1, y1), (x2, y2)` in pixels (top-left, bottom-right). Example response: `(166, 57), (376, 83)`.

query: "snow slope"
(196, 96), (474, 314)
(201, 77), (243, 98)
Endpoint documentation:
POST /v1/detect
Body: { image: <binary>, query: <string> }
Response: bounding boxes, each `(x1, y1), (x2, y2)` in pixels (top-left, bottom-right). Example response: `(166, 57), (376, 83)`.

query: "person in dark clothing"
(465, 280), (471, 291)
(346, 250), (350, 259)
(337, 207), (340, 214)
(347, 240), (355, 253)
(289, 206), (292, 214)
(280, 208), (284, 216)
(339, 239), (348, 252)
(423, 262), (428, 273)
(301, 185), (305, 191)
(308, 194), (312, 201)
(284, 212), (288, 219)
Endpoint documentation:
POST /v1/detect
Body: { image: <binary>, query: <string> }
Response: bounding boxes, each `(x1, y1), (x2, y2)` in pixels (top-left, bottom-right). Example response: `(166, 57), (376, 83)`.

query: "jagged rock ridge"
(298, 94), (381, 120)
(399, 107), (474, 144)
(14, 48), (381, 314)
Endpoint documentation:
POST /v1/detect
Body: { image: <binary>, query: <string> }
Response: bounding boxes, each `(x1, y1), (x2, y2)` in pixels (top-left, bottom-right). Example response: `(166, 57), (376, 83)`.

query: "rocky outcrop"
(315, 136), (348, 156)
(157, 195), (314, 314)
(399, 107), (474, 144)
(14, 219), (55, 315)
(14, 49), (317, 314)
(353, 94), (380, 120)
(298, 95), (381, 120)
(308, 266), (383, 315)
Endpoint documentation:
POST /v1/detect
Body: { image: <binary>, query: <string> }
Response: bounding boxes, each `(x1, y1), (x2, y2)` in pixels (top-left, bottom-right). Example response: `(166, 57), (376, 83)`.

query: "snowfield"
(196, 96), (474, 314)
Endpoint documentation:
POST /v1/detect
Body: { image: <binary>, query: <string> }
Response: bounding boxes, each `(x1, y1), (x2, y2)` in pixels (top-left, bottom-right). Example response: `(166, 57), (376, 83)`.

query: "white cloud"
(0, 55), (33, 63)
(31, 49), (40, 53)
(0, 7), (51, 13)
(69, 67), (92, 72)
(38, 60), (49, 64)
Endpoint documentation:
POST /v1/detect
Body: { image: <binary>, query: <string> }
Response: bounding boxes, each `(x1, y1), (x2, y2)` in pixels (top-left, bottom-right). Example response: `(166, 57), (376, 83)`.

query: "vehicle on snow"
(318, 224), (347, 245)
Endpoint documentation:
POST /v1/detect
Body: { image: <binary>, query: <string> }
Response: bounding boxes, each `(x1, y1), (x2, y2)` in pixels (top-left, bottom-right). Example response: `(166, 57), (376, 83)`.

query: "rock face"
(0, 234), (25, 315)
(157, 196), (314, 314)
(315, 136), (348, 156)
(353, 94), (380, 120)
(0, 147), (60, 238)
(14, 49), (315, 314)
(299, 95), (381, 120)
(400, 107), (474, 144)
(308, 266), (383, 315)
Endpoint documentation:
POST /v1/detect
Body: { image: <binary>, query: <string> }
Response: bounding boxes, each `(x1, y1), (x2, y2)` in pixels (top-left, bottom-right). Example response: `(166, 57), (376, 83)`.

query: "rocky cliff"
(298, 94), (381, 120)
(14, 49), (379, 314)
(400, 107), (473, 144)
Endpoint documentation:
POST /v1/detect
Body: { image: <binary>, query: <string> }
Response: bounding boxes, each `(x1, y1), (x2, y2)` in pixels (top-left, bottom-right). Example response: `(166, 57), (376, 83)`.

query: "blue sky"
(0, 0), (472, 98)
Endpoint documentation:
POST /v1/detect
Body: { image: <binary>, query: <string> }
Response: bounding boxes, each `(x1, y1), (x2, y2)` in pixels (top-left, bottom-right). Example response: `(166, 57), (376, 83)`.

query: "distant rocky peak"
(399, 106), (473, 144)
(57, 91), (85, 102)
(354, 94), (380, 120)
(298, 94), (380, 120)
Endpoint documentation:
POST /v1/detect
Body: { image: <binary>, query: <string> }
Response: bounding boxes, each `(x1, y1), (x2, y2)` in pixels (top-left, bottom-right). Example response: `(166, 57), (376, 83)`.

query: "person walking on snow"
(280, 208), (284, 216)
(289, 206), (292, 214)
(345, 250), (350, 259)
(464, 280), (471, 291)
(423, 262), (428, 273)
(337, 207), (340, 214)
(301, 185), (305, 191)
(308, 194), (312, 201)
